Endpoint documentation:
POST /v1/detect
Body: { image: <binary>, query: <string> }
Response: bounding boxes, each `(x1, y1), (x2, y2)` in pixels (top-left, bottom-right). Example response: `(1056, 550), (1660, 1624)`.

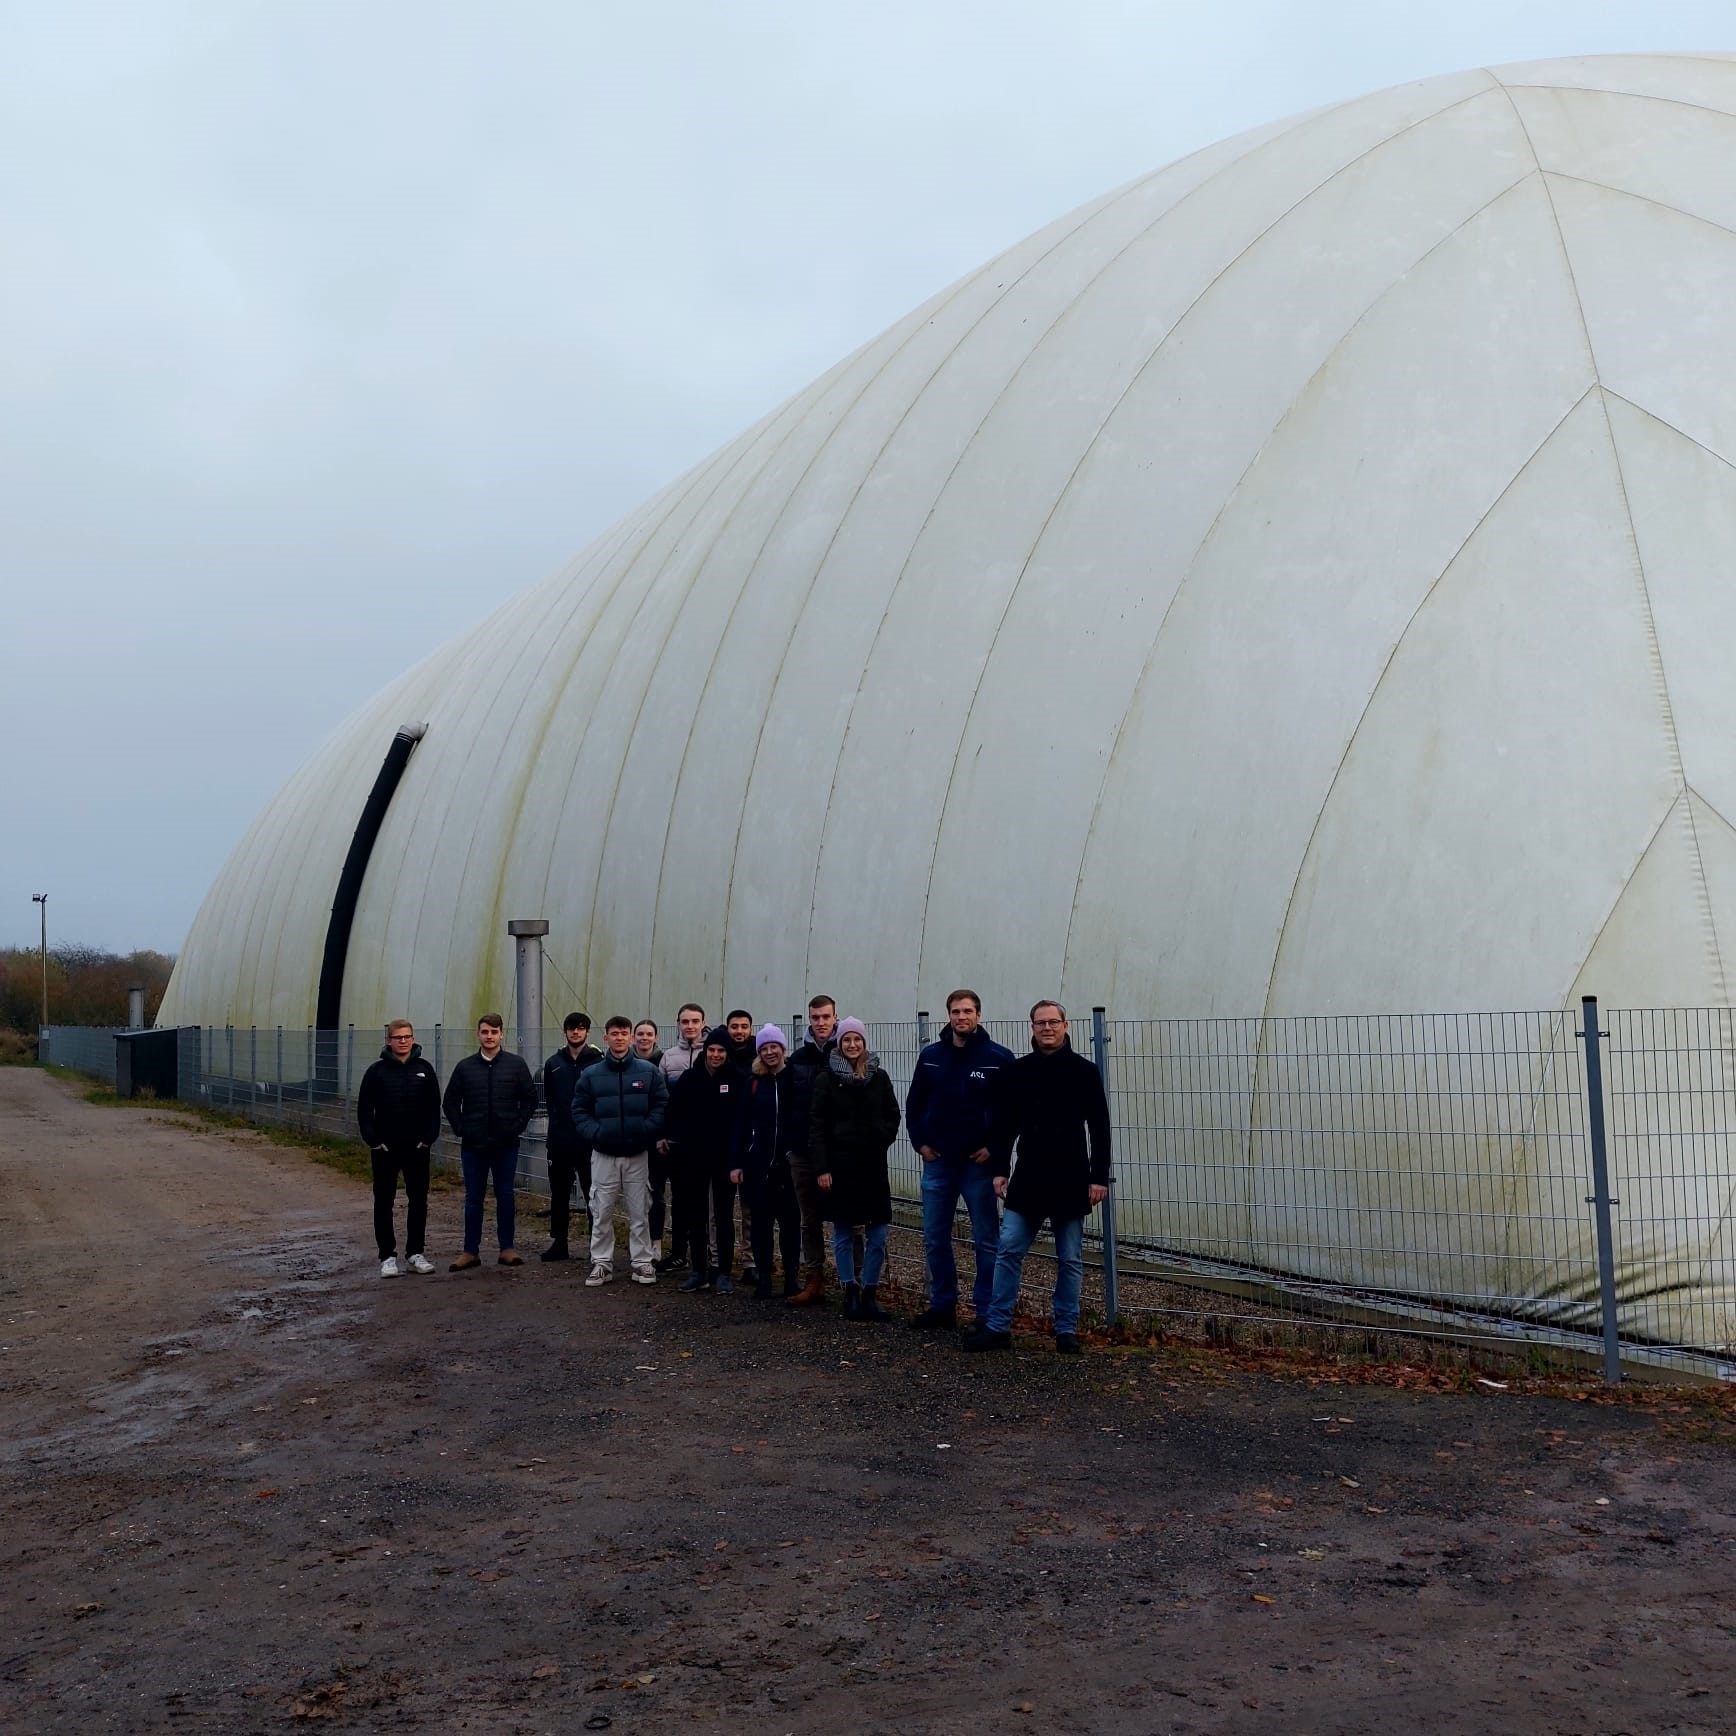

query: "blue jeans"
(920, 1153), (1001, 1313)
(833, 1222), (889, 1287)
(986, 1209), (1084, 1336)
(461, 1142), (520, 1255)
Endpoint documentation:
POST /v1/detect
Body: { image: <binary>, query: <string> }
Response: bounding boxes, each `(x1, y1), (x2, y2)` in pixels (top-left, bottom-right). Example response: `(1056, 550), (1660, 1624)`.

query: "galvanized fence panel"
(1601, 1007), (1736, 1365)
(39, 1026), (123, 1086)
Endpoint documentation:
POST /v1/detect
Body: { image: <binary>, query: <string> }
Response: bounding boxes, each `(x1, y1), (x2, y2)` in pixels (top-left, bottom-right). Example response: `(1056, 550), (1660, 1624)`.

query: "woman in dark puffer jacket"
(809, 1017), (901, 1321)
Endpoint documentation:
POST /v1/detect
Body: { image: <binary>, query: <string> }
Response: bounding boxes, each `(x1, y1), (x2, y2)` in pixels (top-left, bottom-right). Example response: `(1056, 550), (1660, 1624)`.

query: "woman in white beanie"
(809, 1018), (901, 1321)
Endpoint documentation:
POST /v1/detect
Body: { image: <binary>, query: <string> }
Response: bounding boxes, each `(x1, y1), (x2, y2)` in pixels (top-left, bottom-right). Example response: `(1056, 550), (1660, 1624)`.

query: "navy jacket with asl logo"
(905, 1024), (1016, 1160)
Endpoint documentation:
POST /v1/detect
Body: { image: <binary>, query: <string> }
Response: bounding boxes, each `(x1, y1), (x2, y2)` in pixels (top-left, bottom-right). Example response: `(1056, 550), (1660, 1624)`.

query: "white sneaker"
(631, 1267), (657, 1285)
(379, 1256), (402, 1279)
(405, 1254), (435, 1275)
(585, 1264), (613, 1287)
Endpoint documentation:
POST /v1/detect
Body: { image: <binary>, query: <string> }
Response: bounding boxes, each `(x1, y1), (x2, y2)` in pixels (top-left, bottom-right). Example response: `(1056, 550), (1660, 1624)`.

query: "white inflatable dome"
(162, 52), (1736, 1032)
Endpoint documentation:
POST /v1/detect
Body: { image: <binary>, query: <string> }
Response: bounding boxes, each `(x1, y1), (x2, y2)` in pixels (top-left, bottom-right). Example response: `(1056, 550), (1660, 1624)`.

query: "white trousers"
(589, 1151), (654, 1272)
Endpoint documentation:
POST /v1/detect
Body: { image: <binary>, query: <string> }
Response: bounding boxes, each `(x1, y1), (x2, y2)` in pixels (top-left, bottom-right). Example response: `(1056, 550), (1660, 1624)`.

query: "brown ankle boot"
(786, 1274), (825, 1307)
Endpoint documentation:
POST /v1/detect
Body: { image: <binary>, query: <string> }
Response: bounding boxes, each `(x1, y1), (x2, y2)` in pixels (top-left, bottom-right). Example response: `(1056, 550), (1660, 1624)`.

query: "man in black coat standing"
(964, 1000), (1110, 1355)
(441, 1014), (539, 1271)
(357, 1019), (442, 1278)
(783, 992), (839, 1306)
(541, 1012), (602, 1263)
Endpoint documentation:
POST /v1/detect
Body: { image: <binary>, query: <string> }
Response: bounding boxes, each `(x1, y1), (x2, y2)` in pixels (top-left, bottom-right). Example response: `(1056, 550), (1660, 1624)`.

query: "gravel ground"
(3, 1065), (1735, 1734)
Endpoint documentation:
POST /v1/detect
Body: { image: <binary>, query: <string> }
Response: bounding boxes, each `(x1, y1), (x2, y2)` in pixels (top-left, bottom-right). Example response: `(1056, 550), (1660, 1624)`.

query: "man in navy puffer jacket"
(904, 990), (1015, 1329)
(573, 1016), (668, 1286)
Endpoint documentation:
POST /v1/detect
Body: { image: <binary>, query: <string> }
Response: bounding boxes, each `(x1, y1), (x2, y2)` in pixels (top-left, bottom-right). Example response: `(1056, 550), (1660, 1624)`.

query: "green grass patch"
(60, 1077), (457, 1193)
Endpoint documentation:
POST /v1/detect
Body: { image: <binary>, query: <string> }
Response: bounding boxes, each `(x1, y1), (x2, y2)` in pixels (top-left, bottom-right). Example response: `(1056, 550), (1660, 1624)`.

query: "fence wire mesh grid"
(38, 1006), (1736, 1380)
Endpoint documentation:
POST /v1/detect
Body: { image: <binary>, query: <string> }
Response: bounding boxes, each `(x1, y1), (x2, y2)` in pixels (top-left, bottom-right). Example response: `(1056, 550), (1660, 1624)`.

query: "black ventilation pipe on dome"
(314, 723), (427, 1086)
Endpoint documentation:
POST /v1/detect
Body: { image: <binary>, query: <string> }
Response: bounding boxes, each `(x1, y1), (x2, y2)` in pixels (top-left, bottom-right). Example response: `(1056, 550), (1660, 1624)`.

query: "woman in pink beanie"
(809, 1017), (901, 1321)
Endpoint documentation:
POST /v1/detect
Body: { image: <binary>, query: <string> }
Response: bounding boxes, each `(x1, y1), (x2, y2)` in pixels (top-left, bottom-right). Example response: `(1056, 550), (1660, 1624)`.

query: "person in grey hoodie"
(652, 1003), (707, 1268)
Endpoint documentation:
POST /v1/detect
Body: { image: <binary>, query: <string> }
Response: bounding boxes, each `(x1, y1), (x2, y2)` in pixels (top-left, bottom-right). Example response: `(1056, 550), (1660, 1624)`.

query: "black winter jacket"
(906, 1026), (1016, 1159)
(809, 1052), (900, 1227)
(990, 1039), (1112, 1225)
(668, 1060), (745, 1167)
(357, 1045), (442, 1149)
(734, 1063), (796, 1189)
(784, 1035), (836, 1161)
(442, 1049), (538, 1155)
(573, 1054), (668, 1156)
(542, 1043), (603, 1153)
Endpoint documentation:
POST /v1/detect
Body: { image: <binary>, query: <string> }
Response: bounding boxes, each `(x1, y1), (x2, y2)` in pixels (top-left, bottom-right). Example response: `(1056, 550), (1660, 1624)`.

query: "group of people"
(355, 990), (1111, 1350)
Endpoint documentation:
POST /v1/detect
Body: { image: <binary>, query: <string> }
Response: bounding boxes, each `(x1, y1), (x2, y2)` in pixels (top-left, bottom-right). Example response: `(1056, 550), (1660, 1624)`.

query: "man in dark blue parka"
(904, 989), (1016, 1329)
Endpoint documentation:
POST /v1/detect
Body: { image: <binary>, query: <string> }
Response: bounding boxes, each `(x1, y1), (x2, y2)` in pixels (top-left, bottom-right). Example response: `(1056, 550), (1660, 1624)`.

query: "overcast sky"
(3, 0), (1728, 953)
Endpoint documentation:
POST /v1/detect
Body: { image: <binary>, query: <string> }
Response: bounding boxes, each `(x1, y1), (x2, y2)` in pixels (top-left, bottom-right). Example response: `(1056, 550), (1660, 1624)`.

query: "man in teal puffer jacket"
(573, 1016), (669, 1286)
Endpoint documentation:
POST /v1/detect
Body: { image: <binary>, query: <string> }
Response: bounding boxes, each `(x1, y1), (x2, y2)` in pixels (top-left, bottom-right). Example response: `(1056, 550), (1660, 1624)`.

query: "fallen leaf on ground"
(1299, 1548), (1326, 1560)
(70, 1602), (104, 1618)
(1339, 1477), (1360, 1489)
(1251, 1594), (1276, 1605)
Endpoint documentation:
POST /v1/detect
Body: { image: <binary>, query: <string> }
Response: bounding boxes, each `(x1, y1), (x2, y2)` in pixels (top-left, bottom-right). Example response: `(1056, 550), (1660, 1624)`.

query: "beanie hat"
(756, 1023), (788, 1051)
(836, 1016), (867, 1041)
(703, 1029), (730, 1051)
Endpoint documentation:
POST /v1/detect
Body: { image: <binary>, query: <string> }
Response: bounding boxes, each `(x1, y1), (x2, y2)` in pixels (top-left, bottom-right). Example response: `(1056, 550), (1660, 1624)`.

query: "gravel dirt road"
(3, 1065), (1734, 1733)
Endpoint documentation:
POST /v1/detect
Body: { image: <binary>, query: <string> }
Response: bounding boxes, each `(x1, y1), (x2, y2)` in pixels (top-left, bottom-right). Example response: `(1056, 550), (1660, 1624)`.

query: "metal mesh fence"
(36, 1006), (1736, 1380)
(38, 1025), (123, 1086)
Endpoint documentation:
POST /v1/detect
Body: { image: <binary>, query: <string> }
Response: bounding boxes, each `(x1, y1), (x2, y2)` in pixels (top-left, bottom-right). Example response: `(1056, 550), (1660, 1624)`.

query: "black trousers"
(748, 1159), (801, 1289)
(674, 1156), (736, 1275)
(547, 1143), (593, 1250)
(372, 1145), (430, 1259)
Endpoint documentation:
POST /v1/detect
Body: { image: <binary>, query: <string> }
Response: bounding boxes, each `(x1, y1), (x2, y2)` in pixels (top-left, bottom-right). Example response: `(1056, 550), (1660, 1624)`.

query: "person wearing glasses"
(964, 1000), (1111, 1355)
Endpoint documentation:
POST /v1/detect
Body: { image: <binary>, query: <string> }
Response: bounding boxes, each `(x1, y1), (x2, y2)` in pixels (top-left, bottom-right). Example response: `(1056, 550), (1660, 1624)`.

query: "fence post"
(275, 1026), (284, 1112)
(917, 1008), (930, 1047)
(249, 1026), (258, 1109)
(345, 1024), (355, 1112)
(1578, 995), (1622, 1387)
(1091, 1005), (1120, 1326)
(307, 1027), (315, 1110)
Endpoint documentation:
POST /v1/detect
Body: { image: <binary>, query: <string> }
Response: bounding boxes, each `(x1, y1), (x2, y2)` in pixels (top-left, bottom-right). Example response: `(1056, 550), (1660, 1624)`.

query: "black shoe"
(740, 1266), (761, 1286)
(1054, 1333), (1082, 1354)
(841, 1282), (861, 1320)
(858, 1285), (892, 1323)
(678, 1270), (711, 1293)
(540, 1243), (569, 1263)
(753, 1280), (776, 1301)
(961, 1328), (1013, 1353)
(654, 1253), (688, 1274)
(908, 1306), (957, 1331)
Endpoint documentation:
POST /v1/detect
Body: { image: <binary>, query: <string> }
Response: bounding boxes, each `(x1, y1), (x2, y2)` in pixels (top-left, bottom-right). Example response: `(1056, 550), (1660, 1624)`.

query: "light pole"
(31, 893), (47, 1028)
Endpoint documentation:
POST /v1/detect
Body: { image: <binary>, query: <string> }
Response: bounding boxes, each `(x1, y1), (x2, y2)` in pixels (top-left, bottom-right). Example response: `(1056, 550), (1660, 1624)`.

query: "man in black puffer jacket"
(964, 1000), (1111, 1356)
(666, 1030), (746, 1291)
(541, 1012), (603, 1263)
(573, 1016), (668, 1286)
(442, 1014), (538, 1272)
(357, 1020), (442, 1278)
